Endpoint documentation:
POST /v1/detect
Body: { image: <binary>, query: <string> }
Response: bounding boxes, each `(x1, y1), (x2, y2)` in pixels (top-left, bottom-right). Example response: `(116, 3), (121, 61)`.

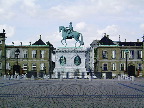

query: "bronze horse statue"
(59, 26), (84, 47)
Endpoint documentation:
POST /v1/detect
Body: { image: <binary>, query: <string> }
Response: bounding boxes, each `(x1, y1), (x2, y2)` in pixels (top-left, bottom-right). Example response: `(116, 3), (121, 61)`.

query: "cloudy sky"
(0, 0), (144, 48)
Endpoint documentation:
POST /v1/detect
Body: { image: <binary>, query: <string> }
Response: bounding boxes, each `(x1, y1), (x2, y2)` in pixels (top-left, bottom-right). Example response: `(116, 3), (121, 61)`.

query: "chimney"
(137, 39), (139, 42)
(104, 33), (106, 36)
(119, 35), (120, 41)
(125, 39), (126, 42)
(20, 42), (22, 46)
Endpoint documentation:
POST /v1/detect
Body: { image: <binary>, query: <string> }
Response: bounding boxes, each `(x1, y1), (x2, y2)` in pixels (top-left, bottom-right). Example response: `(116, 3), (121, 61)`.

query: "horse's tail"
(80, 33), (84, 45)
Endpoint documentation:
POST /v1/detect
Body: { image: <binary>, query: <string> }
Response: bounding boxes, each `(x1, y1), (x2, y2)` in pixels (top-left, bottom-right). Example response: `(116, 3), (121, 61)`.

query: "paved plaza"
(0, 77), (144, 108)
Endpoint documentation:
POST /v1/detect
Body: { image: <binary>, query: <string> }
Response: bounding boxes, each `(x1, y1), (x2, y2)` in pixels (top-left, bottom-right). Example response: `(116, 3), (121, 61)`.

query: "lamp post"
(15, 49), (20, 74)
(125, 49), (129, 75)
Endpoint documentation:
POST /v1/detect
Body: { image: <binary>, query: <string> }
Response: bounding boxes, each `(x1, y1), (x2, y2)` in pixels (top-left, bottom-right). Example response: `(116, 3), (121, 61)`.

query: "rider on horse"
(66, 22), (73, 34)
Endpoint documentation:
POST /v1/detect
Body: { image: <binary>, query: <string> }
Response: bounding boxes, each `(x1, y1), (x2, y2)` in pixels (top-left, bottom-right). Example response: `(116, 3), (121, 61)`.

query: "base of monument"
(53, 72), (89, 79)
(53, 47), (88, 78)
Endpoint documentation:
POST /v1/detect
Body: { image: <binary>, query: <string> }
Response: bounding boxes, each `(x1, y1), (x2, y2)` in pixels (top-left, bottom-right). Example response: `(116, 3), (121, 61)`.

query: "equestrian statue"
(59, 22), (84, 47)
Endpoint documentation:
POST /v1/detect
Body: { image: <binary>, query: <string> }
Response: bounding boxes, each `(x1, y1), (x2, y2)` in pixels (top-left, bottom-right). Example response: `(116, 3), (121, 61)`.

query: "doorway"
(128, 65), (135, 76)
(13, 65), (21, 75)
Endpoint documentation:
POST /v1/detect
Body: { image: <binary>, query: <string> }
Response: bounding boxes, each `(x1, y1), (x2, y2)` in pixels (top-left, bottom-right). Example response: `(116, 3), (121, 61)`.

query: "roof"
(32, 35), (46, 45)
(118, 42), (143, 46)
(99, 36), (115, 45)
(46, 41), (53, 47)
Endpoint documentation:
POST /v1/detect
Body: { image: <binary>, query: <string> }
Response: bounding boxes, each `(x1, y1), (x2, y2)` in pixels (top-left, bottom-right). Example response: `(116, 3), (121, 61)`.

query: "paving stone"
(0, 78), (144, 107)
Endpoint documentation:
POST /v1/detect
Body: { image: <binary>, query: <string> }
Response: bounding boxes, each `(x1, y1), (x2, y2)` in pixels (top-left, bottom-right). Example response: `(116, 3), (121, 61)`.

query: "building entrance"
(128, 65), (135, 76)
(13, 65), (21, 75)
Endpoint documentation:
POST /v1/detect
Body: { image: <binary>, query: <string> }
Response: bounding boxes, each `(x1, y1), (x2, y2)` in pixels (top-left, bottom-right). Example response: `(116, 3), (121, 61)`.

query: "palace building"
(90, 34), (144, 77)
(0, 31), (54, 77)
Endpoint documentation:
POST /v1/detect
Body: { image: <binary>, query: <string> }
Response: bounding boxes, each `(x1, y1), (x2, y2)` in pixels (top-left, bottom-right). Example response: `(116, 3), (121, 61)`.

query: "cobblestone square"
(0, 78), (144, 108)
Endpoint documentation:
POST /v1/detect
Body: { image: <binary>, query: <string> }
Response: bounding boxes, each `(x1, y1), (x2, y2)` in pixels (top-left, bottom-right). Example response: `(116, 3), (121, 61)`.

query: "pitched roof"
(99, 36), (115, 45)
(46, 41), (53, 47)
(32, 35), (46, 45)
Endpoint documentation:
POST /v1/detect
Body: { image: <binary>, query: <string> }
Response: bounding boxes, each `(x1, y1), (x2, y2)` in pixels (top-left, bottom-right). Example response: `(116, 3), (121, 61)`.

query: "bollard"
(75, 76), (77, 81)
(4, 75), (6, 80)
(118, 76), (121, 81)
(60, 75), (63, 81)
(89, 76), (92, 81)
(43, 75), (47, 79)
(23, 75), (26, 80)
(31, 75), (34, 80)
(131, 76), (134, 81)
(17, 75), (20, 80)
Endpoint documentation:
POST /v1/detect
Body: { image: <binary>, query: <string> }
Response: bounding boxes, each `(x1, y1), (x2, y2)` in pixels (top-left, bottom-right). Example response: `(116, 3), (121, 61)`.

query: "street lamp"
(125, 49), (129, 75)
(15, 49), (20, 74)
(15, 49), (20, 65)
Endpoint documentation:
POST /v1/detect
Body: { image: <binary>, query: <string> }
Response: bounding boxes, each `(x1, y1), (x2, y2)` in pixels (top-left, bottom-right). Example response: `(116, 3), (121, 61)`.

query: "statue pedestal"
(53, 47), (88, 78)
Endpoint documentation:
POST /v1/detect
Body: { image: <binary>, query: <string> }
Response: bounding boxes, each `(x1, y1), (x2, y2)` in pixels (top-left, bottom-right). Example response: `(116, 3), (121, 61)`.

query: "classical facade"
(0, 31), (54, 76)
(91, 34), (144, 77)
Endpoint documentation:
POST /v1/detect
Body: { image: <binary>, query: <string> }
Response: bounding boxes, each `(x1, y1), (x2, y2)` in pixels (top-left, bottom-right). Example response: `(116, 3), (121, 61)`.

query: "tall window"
(120, 63), (125, 71)
(6, 50), (11, 58)
(32, 50), (37, 58)
(0, 62), (2, 69)
(112, 63), (116, 71)
(137, 50), (142, 59)
(102, 50), (108, 59)
(40, 50), (45, 58)
(32, 63), (36, 70)
(121, 50), (126, 59)
(112, 50), (116, 59)
(23, 50), (28, 58)
(6, 63), (10, 70)
(40, 63), (45, 70)
(129, 50), (134, 59)
(23, 64), (28, 70)
(0, 50), (2, 58)
(0, 40), (2, 44)
(138, 63), (142, 71)
(103, 63), (108, 71)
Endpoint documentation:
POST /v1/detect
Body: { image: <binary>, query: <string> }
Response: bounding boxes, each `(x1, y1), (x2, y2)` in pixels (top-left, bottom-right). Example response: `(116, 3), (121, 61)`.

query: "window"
(23, 50), (28, 58)
(137, 50), (142, 59)
(6, 50), (11, 58)
(0, 62), (2, 69)
(102, 50), (108, 59)
(0, 40), (2, 44)
(112, 50), (116, 59)
(32, 50), (37, 58)
(0, 50), (2, 58)
(23, 64), (28, 70)
(6, 63), (10, 70)
(120, 63), (125, 71)
(103, 63), (108, 71)
(32, 63), (36, 70)
(40, 50), (45, 58)
(112, 63), (116, 71)
(40, 63), (45, 70)
(129, 50), (134, 59)
(138, 63), (142, 71)
(121, 50), (126, 59)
